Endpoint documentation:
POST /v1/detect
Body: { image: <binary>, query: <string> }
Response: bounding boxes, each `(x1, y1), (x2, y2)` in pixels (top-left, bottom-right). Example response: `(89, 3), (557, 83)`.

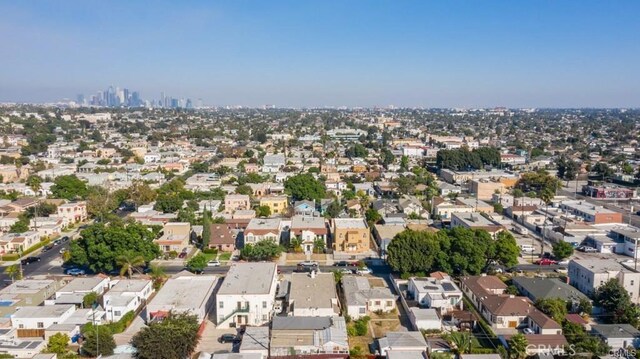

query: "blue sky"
(0, 0), (639, 107)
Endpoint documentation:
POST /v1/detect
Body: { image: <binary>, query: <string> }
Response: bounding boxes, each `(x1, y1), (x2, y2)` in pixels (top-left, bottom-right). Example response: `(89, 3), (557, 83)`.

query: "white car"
(59, 248), (67, 254)
(523, 328), (535, 334)
(207, 260), (221, 267)
(339, 268), (354, 274)
(356, 267), (372, 275)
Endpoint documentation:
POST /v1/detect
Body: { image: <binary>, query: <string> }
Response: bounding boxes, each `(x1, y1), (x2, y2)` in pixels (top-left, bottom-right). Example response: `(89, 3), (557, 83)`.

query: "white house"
(11, 305), (76, 333)
(408, 276), (463, 314)
(216, 263), (278, 328)
(146, 272), (218, 323)
(103, 279), (153, 322)
(409, 308), (442, 331)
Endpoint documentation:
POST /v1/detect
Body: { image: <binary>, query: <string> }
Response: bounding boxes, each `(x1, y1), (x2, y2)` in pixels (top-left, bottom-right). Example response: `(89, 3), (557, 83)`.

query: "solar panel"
(442, 282), (457, 292)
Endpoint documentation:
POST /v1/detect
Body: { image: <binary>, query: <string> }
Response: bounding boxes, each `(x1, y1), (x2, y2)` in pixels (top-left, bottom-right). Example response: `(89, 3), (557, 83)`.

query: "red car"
(536, 258), (558, 266)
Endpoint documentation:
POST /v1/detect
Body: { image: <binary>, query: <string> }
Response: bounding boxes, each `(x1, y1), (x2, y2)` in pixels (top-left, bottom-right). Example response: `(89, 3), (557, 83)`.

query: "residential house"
(293, 200), (317, 216)
(290, 216), (327, 254)
(239, 326), (270, 358)
(155, 222), (191, 253)
(259, 196), (288, 215)
(54, 202), (87, 227)
(289, 272), (340, 317)
(512, 277), (589, 310)
(409, 308), (441, 331)
(332, 218), (370, 254)
(244, 218), (283, 245)
(377, 331), (428, 358)
(451, 212), (504, 238)
(0, 279), (62, 317)
(146, 272), (218, 323)
(342, 275), (396, 319)
(11, 305), (76, 338)
(0, 231), (40, 253)
(262, 154), (286, 173)
(407, 276), (463, 314)
(225, 195), (251, 214)
(216, 263), (278, 328)
(208, 224), (236, 252)
(592, 324), (640, 350)
(103, 279), (153, 322)
(269, 316), (348, 357)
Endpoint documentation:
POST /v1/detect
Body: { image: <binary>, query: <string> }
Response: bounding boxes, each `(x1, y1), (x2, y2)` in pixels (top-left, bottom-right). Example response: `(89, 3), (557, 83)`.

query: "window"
(18, 324), (24, 329)
(374, 301), (380, 306)
(386, 301), (393, 307)
(37, 322), (44, 328)
(359, 308), (366, 314)
(262, 301), (267, 309)
(114, 311), (121, 317)
(262, 314), (268, 321)
(219, 301), (224, 309)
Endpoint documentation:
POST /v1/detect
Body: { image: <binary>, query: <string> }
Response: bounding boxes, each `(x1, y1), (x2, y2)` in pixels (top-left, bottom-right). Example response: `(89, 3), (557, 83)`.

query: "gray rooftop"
(149, 275), (218, 311)
(272, 316), (332, 330)
(108, 279), (151, 294)
(342, 275), (396, 307)
(512, 277), (589, 302)
(593, 324), (640, 339)
(333, 218), (367, 229)
(217, 263), (276, 295)
(12, 304), (74, 319)
(289, 273), (338, 313)
(58, 277), (109, 294)
(238, 326), (269, 352)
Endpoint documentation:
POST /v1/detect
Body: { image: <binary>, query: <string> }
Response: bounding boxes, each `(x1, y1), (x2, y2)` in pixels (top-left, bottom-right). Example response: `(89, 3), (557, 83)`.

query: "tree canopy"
(436, 147), (501, 170)
(240, 241), (283, 261)
(594, 278), (640, 326)
(186, 253), (208, 273)
(552, 241), (574, 260)
(386, 228), (518, 276)
(70, 222), (161, 273)
(284, 173), (326, 201)
(131, 313), (200, 359)
(51, 175), (88, 200)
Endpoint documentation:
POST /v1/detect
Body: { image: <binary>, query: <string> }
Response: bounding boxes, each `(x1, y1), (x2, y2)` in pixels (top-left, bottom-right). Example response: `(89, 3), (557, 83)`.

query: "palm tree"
(539, 188), (554, 257)
(116, 252), (146, 277)
(147, 264), (167, 290)
(4, 264), (22, 283)
(444, 332), (472, 354)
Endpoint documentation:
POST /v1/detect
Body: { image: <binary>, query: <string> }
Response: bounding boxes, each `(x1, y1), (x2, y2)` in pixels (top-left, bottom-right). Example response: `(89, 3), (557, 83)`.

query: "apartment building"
(224, 194), (251, 214)
(259, 196), (288, 215)
(244, 218), (283, 244)
(569, 259), (640, 303)
(216, 263), (278, 328)
(332, 218), (370, 254)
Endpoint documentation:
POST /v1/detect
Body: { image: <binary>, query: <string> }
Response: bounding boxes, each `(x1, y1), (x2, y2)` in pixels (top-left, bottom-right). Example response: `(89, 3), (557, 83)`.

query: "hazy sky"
(1, 0), (639, 108)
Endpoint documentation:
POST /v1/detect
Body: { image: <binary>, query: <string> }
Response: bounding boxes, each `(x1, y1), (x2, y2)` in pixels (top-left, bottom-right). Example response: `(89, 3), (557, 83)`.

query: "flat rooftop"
(58, 277), (108, 294)
(246, 218), (282, 230)
(217, 263), (276, 295)
(12, 304), (74, 319)
(1, 280), (56, 295)
(108, 279), (151, 294)
(148, 274), (218, 311)
(570, 259), (634, 273)
(289, 273), (338, 312)
(291, 216), (326, 229)
(333, 218), (367, 229)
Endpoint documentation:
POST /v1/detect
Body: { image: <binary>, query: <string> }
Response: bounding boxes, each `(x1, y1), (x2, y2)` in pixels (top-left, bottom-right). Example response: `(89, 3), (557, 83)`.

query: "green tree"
(127, 181), (157, 207)
(240, 241), (283, 261)
(186, 253), (208, 273)
(51, 175), (88, 200)
(4, 264), (22, 282)
(46, 332), (70, 354)
(9, 218), (29, 233)
(131, 312), (200, 359)
(365, 208), (381, 225)
(70, 222), (161, 273)
(116, 251), (146, 277)
(256, 205), (272, 217)
(552, 241), (574, 260)
(202, 211), (211, 248)
(444, 331), (472, 354)
(82, 325), (116, 357)
(325, 200), (342, 218)
(345, 143), (368, 158)
(82, 292), (98, 309)
(493, 231), (520, 267)
(535, 298), (568, 323)
(235, 184), (253, 195)
(285, 173), (326, 201)
(313, 239), (325, 254)
(154, 193), (183, 213)
(26, 175), (43, 195)
(507, 333), (528, 359)
(400, 155), (409, 171)
(386, 229), (441, 275)
(594, 278), (640, 326)
(393, 175), (416, 195)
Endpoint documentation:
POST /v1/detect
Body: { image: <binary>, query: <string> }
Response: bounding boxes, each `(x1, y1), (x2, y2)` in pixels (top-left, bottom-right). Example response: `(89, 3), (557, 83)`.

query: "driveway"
(195, 320), (238, 355)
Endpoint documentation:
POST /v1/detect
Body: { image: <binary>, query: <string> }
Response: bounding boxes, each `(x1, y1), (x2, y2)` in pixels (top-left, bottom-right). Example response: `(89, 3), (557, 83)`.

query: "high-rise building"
(76, 94), (85, 105)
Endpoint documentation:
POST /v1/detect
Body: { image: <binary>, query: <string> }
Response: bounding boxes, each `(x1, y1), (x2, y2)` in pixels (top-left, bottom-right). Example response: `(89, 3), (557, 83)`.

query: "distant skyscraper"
(76, 94), (85, 105)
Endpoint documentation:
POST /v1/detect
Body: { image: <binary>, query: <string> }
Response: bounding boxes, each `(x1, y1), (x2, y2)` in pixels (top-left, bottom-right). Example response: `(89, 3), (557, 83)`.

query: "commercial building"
(559, 201), (623, 224)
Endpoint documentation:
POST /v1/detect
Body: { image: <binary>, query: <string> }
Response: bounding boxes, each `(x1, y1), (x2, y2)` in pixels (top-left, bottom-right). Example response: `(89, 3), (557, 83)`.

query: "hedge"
(82, 311), (135, 334)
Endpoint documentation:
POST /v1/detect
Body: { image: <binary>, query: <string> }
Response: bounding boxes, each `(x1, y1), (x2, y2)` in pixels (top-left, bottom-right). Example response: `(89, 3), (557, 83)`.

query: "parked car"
(59, 248), (67, 254)
(557, 260), (570, 266)
(299, 261), (319, 267)
(207, 260), (221, 267)
(218, 334), (238, 343)
(42, 244), (54, 252)
(356, 267), (373, 275)
(53, 239), (62, 246)
(20, 256), (41, 265)
(577, 246), (597, 253)
(66, 268), (86, 276)
(523, 328), (535, 334)
(333, 261), (357, 267)
(61, 236), (70, 242)
(535, 258), (558, 266)
(339, 268), (354, 274)
(178, 252), (187, 259)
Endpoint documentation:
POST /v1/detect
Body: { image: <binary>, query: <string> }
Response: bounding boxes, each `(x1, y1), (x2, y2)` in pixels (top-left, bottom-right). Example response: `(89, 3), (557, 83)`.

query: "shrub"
(167, 250), (178, 259)
(201, 248), (217, 254)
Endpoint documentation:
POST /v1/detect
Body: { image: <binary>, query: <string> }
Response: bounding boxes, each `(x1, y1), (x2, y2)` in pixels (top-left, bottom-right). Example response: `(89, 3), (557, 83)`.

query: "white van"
(520, 244), (535, 253)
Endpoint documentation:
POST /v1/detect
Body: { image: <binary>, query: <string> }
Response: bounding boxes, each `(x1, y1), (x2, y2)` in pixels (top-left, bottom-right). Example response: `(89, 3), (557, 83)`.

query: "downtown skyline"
(0, 1), (639, 108)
